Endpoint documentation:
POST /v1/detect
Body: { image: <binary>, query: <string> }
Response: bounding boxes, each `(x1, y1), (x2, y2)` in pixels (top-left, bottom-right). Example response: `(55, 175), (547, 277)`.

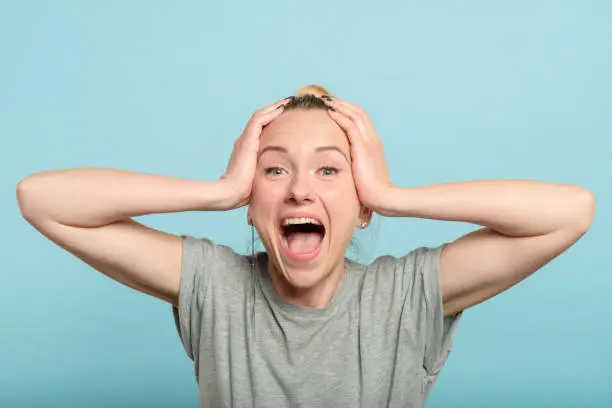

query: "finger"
(243, 107), (285, 139)
(324, 98), (373, 141)
(257, 103), (286, 126)
(322, 97), (374, 133)
(327, 108), (361, 147)
(335, 100), (377, 140)
(258, 96), (293, 116)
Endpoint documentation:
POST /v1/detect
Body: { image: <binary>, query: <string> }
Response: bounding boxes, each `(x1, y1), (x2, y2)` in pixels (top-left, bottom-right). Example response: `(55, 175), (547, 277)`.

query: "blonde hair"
(294, 84), (332, 98)
(284, 84), (332, 111)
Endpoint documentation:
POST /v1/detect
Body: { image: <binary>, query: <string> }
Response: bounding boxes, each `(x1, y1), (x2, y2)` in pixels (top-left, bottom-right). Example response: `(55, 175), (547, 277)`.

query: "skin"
(321, 96), (595, 316)
(244, 95), (595, 314)
(14, 93), (596, 406)
(247, 108), (371, 308)
(16, 94), (596, 317)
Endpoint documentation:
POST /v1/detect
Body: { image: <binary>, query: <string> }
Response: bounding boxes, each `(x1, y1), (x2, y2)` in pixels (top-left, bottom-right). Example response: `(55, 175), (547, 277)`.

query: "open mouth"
(280, 217), (326, 261)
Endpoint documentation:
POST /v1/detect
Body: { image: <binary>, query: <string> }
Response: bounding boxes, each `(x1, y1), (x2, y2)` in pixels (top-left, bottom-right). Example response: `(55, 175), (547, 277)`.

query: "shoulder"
(180, 235), (254, 289)
(182, 234), (248, 262)
(173, 236), (254, 363)
(361, 243), (447, 291)
(349, 243), (448, 318)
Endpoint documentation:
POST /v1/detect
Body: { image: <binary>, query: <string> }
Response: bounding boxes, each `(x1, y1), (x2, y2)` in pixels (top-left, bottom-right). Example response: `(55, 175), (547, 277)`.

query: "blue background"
(2, 1), (610, 406)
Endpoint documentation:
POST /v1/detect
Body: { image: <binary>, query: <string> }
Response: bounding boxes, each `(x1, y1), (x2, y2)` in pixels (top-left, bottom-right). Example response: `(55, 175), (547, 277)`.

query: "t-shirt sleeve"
(171, 234), (215, 363)
(405, 243), (463, 378)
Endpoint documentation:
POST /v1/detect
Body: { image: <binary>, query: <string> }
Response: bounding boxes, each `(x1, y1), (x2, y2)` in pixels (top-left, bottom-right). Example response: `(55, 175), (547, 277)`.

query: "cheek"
(324, 176), (360, 202)
(321, 184), (361, 220)
(251, 179), (283, 217)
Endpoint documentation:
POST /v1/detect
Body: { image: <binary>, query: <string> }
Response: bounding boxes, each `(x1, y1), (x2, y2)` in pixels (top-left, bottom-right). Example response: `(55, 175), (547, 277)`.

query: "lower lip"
(279, 231), (323, 263)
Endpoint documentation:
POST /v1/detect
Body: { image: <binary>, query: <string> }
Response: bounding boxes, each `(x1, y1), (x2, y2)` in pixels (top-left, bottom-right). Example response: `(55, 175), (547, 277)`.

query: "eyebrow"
(258, 145), (349, 162)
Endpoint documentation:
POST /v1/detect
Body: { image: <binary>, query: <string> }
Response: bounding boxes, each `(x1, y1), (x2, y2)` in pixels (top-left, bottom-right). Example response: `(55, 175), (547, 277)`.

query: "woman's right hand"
(219, 97), (291, 209)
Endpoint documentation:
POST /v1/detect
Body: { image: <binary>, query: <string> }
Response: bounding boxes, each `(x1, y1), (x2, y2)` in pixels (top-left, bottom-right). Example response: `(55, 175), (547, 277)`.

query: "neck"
(267, 260), (346, 309)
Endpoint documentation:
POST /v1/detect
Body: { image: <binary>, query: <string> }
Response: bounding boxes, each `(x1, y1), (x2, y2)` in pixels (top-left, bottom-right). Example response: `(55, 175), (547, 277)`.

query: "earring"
(361, 222), (367, 229)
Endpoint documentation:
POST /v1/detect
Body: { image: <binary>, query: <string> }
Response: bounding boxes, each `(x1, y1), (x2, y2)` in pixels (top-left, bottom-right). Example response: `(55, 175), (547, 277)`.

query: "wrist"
(371, 185), (410, 217)
(213, 179), (250, 210)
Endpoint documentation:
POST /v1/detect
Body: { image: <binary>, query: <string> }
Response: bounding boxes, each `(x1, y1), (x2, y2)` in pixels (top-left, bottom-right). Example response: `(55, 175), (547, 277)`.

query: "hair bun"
(295, 85), (331, 98)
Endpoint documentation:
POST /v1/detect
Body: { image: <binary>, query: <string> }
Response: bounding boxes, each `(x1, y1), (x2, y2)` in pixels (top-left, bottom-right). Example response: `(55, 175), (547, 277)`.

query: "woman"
(16, 85), (595, 407)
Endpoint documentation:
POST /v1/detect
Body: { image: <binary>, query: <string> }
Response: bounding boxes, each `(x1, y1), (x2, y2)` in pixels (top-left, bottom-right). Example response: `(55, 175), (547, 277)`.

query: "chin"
(268, 237), (334, 289)
(282, 267), (329, 289)
(259, 219), (346, 289)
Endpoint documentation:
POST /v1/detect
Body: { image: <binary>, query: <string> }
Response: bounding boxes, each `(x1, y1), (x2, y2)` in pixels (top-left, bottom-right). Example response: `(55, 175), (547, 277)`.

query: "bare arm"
(17, 168), (236, 306)
(379, 180), (595, 316)
(321, 97), (595, 317)
(17, 167), (235, 227)
(16, 98), (290, 307)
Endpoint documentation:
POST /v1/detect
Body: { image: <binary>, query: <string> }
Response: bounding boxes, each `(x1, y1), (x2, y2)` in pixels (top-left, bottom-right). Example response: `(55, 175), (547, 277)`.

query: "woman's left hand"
(322, 96), (394, 213)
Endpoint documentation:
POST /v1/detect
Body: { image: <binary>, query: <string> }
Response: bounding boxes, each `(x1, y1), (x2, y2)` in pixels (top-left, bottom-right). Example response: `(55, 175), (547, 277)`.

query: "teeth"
(282, 217), (321, 226)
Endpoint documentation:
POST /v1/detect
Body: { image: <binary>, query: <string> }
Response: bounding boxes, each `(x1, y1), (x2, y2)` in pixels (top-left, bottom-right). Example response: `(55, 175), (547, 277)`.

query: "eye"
(264, 167), (286, 176)
(320, 166), (339, 176)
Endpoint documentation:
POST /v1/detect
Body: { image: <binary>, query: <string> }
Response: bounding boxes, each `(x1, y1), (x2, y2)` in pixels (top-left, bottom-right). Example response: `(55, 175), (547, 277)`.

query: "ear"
(357, 206), (373, 229)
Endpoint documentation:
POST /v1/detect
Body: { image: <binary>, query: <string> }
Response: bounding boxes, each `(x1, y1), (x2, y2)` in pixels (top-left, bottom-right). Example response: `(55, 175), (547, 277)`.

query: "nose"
(287, 170), (315, 204)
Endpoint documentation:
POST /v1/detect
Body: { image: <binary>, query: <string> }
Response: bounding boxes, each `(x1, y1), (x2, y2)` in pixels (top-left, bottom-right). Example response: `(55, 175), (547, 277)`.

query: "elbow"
(16, 174), (44, 222)
(571, 187), (596, 234)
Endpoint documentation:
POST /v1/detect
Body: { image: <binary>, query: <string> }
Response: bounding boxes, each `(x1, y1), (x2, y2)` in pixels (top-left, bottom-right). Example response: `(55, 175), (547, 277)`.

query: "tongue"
(286, 232), (322, 254)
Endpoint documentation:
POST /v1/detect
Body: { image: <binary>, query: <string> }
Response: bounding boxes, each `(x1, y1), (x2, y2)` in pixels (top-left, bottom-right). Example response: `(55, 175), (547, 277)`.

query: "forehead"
(260, 109), (348, 151)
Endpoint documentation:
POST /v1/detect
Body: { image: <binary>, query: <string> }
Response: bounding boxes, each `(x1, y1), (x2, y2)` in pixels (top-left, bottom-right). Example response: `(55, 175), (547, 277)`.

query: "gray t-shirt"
(172, 235), (463, 408)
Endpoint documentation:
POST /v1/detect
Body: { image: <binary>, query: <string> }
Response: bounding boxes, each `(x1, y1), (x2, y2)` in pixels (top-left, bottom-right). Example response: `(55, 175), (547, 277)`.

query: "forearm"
(379, 179), (595, 236)
(17, 167), (232, 227)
